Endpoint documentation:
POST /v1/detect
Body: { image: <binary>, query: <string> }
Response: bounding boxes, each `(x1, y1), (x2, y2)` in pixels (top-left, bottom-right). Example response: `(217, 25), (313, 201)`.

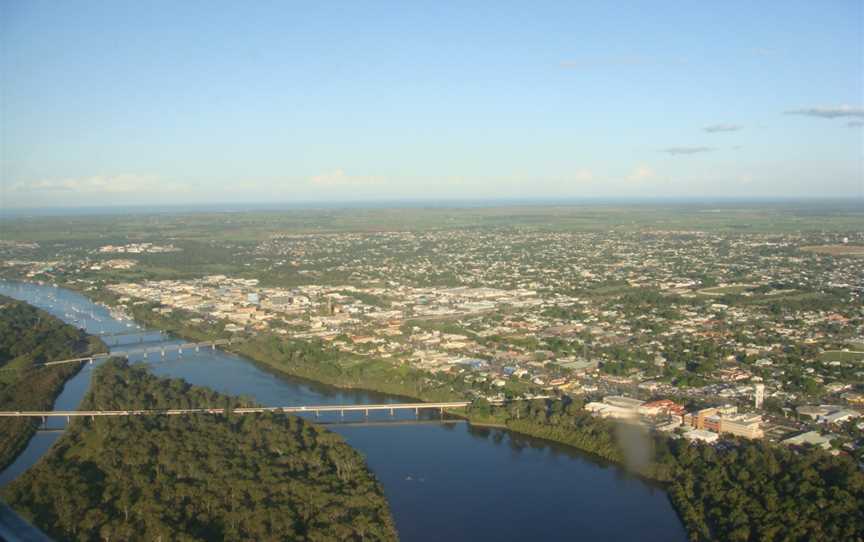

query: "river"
(0, 281), (687, 541)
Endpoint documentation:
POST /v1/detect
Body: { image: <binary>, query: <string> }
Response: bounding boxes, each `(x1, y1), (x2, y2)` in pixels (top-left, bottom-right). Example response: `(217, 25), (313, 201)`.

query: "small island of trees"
(2, 359), (398, 542)
(0, 296), (106, 471)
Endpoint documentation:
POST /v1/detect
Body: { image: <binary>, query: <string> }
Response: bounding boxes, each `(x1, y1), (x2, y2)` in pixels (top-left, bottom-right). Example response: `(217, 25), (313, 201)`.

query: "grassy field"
(801, 245), (864, 257)
(696, 284), (757, 296)
(581, 283), (638, 297)
(818, 350), (864, 363)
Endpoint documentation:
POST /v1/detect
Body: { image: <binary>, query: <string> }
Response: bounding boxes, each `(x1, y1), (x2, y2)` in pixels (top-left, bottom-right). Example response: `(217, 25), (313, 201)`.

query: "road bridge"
(98, 331), (160, 346)
(0, 339), (235, 371)
(97, 330), (155, 339)
(111, 339), (233, 358)
(0, 401), (477, 420)
(42, 353), (111, 366)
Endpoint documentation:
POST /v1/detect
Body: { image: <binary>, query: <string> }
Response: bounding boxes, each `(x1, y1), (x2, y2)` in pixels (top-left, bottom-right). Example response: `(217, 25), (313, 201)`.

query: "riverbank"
(80, 286), (472, 400)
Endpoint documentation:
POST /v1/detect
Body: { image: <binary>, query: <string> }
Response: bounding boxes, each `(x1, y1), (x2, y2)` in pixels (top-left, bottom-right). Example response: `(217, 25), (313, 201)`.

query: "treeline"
(2, 359), (398, 542)
(235, 334), (467, 402)
(0, 296), (105, 470)
(670, 439), (863, 541)
(469, 397), (864, 542)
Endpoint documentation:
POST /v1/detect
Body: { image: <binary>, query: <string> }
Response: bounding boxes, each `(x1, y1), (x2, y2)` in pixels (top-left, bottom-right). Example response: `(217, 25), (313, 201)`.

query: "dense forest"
(468, 397), (864, 542)
(2, 359), (397, 542)
(0, 296), (105, 470)
(669, 438), (863, 541)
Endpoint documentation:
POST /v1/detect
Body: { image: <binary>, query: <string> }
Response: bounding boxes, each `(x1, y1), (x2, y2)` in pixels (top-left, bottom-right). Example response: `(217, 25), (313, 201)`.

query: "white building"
(782, 431), (833, 450)
(585, 402), (637, 419)
(683, 428), (719, 444)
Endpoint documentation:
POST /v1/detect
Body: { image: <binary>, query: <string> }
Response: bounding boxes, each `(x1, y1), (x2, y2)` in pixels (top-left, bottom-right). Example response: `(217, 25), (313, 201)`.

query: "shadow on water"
(463, 422), (670, 492)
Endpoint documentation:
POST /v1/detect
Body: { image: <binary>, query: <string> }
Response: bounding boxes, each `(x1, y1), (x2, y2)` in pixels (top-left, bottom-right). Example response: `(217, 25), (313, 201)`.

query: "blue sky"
(1, 1), (862, 207)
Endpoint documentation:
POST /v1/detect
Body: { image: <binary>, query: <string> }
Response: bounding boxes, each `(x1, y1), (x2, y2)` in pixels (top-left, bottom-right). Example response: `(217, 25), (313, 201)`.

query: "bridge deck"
(0, 402), (474, 418)
(4, 339), (235, 371)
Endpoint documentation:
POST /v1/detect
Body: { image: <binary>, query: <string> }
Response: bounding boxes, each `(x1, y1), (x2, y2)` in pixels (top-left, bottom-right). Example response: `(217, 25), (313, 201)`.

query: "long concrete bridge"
(111, 338), (233, 358)
(97, 330), (156, 339)
(41, 353), (110, 366)
(0, 401), (478, 420)
(0, 354), (112, 372)
(0, 339), (235, 372)
(97, 330), (165, 346)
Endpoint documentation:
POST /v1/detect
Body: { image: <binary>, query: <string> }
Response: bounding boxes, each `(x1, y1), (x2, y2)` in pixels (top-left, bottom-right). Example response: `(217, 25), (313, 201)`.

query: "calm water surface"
(0, 281), (686, 541)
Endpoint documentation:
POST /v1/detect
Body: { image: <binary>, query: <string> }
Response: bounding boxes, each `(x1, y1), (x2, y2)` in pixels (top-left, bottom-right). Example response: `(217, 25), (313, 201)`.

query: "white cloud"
(784, 105), (864, 119)
(704, 124), (742, 133)
(737, 173), (756, 185)
(309, 169), (383, 186)
(660, 147), (713, 155)
(11, 174), (189, 194)
(627, 165), (656, 182)
(572, 169), (594, 182)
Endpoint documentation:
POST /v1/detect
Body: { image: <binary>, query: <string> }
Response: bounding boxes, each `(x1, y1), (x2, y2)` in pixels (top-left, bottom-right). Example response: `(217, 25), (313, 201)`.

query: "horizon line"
(2, 195), (862, 218)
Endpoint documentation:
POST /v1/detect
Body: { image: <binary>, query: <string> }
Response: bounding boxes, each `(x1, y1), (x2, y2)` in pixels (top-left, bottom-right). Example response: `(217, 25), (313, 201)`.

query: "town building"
(781, 431), (833, 450)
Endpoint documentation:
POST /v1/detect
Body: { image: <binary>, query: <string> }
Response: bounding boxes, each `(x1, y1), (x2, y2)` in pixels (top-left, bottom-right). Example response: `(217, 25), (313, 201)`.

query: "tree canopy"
(2, 359), (397, 542)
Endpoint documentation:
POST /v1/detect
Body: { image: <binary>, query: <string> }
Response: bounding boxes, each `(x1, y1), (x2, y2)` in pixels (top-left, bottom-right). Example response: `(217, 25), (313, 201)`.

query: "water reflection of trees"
(463, 422), (659, 481)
